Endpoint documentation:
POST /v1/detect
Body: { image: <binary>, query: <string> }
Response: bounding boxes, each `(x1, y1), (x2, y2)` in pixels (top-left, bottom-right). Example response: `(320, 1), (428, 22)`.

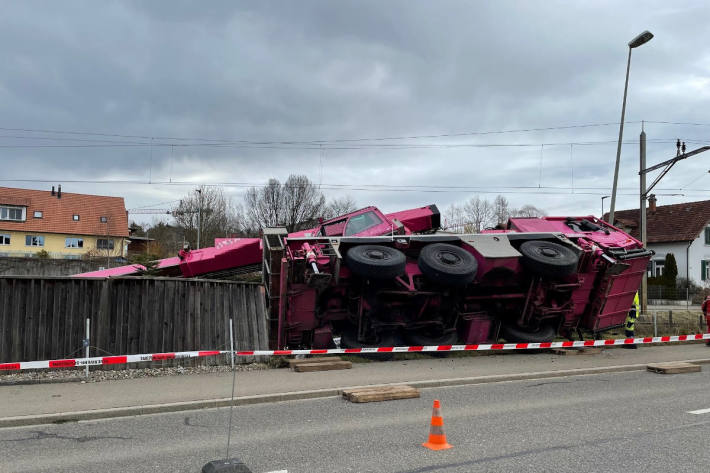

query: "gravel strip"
(0, 362), (269, 385)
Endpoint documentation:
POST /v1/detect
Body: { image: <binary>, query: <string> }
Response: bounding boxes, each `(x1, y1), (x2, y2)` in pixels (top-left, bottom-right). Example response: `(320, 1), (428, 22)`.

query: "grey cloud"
(1, 0), (709, 224)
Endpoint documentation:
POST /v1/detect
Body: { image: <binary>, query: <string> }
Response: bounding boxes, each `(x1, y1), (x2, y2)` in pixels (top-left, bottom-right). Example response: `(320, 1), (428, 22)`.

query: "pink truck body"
(77, 204), (652, 350)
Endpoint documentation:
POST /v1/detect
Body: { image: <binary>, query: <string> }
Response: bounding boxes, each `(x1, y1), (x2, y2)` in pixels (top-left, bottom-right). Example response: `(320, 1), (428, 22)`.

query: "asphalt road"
(1, 369), (709, 473)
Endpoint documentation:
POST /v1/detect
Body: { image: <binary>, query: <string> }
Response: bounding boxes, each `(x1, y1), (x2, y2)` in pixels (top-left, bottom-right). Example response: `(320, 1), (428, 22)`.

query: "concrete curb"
(0, 377), (84, 387)
(2, 357), (709, 428)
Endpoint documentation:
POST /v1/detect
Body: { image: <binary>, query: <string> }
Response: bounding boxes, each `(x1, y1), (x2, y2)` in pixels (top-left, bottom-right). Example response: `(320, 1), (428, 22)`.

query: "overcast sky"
(1, 0), (709, 226)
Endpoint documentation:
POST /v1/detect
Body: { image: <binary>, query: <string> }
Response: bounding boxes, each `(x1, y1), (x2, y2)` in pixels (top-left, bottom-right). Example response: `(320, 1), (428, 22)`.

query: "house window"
(100, 216), (108, 223)
(705, 227), (710, 245)
(703, 261), (710, 281)
(72, 214), (80, 221)
(97, 238), (114, 250)
(25, 235), (44, 247)
(0, 205), (25, 221)
(648, 259), (664, 278)
(65, 238), (84, 248)
(0, 234), (9, 245)
(33, 211), (43, 218)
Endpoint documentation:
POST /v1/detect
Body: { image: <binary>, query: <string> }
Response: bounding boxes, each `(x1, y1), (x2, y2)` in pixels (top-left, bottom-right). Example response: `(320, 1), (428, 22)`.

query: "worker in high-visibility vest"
(702, 295), (710, 347)
(623, 292), (640, 349)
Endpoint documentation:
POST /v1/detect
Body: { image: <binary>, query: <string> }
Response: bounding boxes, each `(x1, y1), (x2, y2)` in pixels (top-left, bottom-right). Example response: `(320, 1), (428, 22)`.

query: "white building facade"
(647, 229), (710, 285)
(609, 199), (710, 288)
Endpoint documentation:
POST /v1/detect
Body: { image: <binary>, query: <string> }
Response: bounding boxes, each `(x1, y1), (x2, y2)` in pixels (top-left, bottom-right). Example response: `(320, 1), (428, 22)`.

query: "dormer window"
(100, 216), (108, 223)
(72, 214), (80, 221)
(0, 205), (25, 221)
(34, 211), (43, 218)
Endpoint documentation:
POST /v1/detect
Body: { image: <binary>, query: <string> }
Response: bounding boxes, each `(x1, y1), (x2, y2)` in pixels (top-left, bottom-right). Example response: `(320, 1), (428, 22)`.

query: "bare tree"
(442, 203), (475, 233)
(492, 195), (510, 226)
(463, 195), (494, 232)
(323, 196), (358, 219)
(282, 175), (326, 231)
(511, 204), (546, 218)
(172, 186), (240, 248)
(244, 175), (326, 232)
(244, 179), (284, 230)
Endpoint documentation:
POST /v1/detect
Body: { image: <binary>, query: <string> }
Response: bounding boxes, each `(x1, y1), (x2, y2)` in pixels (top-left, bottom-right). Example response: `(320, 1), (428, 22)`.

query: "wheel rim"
(537, 246), (560, 258)
(437, 250), (462, 266)
(365, 249), (388, 260)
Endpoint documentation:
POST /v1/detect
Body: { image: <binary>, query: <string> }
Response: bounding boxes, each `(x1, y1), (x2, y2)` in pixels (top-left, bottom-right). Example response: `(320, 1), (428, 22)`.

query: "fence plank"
(0, 277), (268, 365)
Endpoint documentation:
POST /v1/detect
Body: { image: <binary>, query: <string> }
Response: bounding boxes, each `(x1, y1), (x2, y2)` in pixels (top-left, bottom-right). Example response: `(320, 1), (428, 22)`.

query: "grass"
(633, 310), (705, 337)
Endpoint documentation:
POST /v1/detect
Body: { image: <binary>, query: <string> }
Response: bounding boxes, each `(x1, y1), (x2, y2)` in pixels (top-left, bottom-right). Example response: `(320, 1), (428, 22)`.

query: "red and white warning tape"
(1, 334), (708, 371)
(0, 350), (222, 371)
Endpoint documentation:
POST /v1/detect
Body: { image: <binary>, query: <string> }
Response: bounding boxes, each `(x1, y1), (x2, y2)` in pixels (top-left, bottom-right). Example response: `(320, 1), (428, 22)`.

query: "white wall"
(689, 231), (710, 285)
(647, 241), (691, 279)
(647, 227), (710, 285)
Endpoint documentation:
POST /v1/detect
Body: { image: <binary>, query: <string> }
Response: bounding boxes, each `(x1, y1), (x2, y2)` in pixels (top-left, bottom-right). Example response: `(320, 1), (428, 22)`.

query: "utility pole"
(640, 141), (710, 311)
(196, 188), (203, 250)
(105, 217), (111, 269)
(639, 127), (647, 313)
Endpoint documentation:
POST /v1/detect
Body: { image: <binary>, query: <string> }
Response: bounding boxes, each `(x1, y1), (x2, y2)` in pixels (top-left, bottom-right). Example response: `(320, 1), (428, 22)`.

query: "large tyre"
(345, 245), (406, 279)
(500, 324), (555, 343)
(339, 327), (396, 361)
(418, 243), (477, 286)
(404, 328), (459, 358)
(519, 240), (578, 278)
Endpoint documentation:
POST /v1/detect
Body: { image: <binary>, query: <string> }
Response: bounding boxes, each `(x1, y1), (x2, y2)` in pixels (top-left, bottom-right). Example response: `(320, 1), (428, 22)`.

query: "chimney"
(51, 186), (55, 196)
(57, 184), (62, 199)
(648, 194), (657, 213)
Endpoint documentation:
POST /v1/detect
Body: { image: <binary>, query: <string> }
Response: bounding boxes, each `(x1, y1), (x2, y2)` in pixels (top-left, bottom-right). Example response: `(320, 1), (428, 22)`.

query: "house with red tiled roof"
(605, 196), (710, 285)
(0, 186), (129, 259)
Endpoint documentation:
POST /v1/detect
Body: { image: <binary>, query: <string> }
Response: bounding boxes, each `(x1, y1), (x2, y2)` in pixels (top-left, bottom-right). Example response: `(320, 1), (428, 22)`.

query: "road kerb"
(2, 357), (709, 428)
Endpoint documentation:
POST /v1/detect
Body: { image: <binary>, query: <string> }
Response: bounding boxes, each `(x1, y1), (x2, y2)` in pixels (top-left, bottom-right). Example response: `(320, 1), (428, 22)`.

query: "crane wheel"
(339, 327), (396, 361)
(519, 240), (579, 278)
(418, 243), (477, 286)
(345, 245), (406, 279)
(404, 328), (459, 357)
(500, 323), (555, 343)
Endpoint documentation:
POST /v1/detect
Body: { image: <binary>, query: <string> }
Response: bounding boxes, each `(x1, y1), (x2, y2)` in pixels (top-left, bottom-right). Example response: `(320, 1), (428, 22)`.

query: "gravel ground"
(0, 362), (269, 384)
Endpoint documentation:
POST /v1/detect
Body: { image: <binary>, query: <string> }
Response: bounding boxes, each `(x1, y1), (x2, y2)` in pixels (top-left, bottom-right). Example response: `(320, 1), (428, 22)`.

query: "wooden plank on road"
(342, 385), (420, 403)
(647, 362), (701, 374)
(294, 360), (352, 372)
(287, 356), (341, 368)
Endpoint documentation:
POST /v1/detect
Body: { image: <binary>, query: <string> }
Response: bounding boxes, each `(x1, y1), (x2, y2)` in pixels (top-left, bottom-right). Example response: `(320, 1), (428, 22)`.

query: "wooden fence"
(0, 276), (269, 365)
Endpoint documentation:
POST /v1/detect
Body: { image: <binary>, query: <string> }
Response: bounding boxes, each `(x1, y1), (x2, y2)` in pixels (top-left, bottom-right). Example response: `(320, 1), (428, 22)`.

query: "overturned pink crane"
(78, 204), (652, 352)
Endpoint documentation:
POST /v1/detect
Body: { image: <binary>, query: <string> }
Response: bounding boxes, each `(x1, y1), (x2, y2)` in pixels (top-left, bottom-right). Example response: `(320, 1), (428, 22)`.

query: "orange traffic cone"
(422, 399), (453, 450)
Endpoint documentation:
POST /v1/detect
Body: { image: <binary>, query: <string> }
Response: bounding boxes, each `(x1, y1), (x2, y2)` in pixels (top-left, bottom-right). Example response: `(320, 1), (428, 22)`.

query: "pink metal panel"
(178, 238), (261, 277)
(74, 256), (182, 278)
(385, 205), (438, 233)
(458, 313), (494, 344)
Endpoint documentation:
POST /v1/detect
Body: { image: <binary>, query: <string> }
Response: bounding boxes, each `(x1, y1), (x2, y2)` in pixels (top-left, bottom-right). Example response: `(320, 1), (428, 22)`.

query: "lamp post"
(196, 188), (203, 250)
(608, 30), (654, 225)
(601, 195), (610, 219)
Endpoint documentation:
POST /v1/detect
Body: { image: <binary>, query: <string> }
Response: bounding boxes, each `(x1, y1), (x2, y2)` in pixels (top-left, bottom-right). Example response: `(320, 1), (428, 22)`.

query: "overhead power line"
(0, 121), (642, 146)
(0, 177), (704, 197)
(0, 137), (698, 150)
(0, 119), (705, 148)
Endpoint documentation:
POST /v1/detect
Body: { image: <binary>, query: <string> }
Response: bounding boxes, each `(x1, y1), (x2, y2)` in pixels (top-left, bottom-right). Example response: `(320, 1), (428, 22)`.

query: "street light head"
(628, 30), (653, 48)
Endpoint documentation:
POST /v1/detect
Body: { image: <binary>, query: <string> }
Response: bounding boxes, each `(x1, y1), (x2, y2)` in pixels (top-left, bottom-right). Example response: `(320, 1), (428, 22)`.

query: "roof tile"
(604, 199), (710, 243)
(0, 186), (128, 237)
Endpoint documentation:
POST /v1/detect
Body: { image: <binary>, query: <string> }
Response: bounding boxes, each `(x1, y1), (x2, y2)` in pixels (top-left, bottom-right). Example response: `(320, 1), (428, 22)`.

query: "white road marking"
(687, 408), (710, 415)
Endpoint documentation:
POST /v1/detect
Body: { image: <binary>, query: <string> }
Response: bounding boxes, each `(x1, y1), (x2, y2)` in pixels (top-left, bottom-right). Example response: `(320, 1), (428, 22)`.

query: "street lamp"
(601, 195), (610, 219)
(608, 30), (654, 225)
